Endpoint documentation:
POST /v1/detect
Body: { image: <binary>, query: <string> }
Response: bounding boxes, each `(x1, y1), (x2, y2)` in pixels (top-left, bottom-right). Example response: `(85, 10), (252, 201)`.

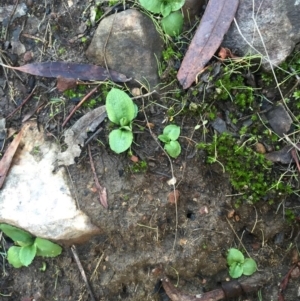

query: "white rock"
(0, 122), (100, 244)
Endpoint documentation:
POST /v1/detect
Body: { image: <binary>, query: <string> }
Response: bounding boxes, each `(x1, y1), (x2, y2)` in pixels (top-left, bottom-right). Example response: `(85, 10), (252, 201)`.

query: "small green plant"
(139, 0), (184, 36)
(0, 224), (62, 268)
(227, 248), (257, 278)
(106, 88), (138, 154)
(158, 124), (181, 158)
(129, 160), (148, 173)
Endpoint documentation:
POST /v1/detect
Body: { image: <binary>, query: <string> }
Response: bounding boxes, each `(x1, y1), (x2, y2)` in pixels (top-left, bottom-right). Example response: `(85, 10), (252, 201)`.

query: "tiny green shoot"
(0, 224), (62, 268)
(106, 88), (138, 154)
(158, 124), (181, 158)
(227, 248), (257, 278)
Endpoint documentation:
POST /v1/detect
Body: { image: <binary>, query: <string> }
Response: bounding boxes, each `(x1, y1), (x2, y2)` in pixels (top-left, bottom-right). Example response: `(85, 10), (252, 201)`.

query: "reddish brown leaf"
(177, 0), (239, 89)
(56, 77), (77, 92)
(0, 124), (29, 189)
(0, 61), (131, 82)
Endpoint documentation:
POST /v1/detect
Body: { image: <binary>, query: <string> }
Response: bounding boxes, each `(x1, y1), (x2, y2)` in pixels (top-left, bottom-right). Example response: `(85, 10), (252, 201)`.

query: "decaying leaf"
(56, 77), (77, 92)
(0, 61), (131, 83)
(0, 123), (29, 189)
(57, 106), (106, 166)
(177, 0), (239, 89)
(0, 118), (6, 151)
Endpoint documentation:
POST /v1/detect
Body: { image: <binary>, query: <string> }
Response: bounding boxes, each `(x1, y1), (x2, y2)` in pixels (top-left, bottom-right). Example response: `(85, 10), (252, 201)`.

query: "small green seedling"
(106, 88), (138, 154)
(158, 124), (181, 158)
(227, 248), (257, 278)
(139, 0), (184, 36)
(0, 224), (62, 268)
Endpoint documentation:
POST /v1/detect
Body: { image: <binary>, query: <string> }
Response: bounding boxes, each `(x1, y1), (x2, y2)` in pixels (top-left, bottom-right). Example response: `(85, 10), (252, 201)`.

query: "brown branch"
(71, 245), (96, 301)
(6, 85), (37, 119)
(62, 85), (99, 128)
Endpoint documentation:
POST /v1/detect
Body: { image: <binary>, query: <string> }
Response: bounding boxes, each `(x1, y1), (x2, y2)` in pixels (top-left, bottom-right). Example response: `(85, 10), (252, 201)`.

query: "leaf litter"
(177, 0), (239, 89)
(0, 61), (131, 82)
(57, 105), (107, 166)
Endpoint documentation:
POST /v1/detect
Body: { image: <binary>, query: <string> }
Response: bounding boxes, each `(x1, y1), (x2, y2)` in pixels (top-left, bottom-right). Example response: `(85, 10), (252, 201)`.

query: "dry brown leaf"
(57, 106), (106, 166)
(177, 0), (239, 89)
(0, 123), (29, 188)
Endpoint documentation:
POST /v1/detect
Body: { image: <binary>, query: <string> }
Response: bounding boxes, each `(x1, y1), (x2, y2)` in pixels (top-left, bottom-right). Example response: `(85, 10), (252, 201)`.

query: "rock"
(0, 122), (100, 245)
(86, 9), (163, 91)
(265, 103), (292, 136)
(265, 145), (293, 164)
(222, 0), (300, 68)
(211, 117), (228, 134)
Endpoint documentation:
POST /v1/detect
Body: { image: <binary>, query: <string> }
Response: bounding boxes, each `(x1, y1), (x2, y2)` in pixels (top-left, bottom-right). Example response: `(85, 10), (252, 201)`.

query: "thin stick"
(6, 86), (37, 119)
(88, 145), (108, 208)
(225, 217), (252, 259)
(62, 85), (99, 127)
(71, 245), (96, 301)
(4, 0), (19, 40)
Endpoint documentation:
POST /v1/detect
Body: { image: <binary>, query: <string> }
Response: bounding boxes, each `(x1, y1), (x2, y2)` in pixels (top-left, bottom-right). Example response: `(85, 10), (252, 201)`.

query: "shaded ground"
(0, 1), (300, 301)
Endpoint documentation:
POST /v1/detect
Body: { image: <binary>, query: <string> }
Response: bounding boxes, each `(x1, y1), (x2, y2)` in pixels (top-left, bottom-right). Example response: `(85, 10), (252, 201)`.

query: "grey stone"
(86, 9), (163, 91)
(211, 117), (228, 134)
(222, 0), (300, 69)
(0, 122), (100, 245)
(265, 103), (293, 137)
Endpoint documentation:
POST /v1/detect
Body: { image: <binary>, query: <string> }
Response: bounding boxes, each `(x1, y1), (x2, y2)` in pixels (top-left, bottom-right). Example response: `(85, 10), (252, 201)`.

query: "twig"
(88, 145), (108, 208)
(153, 266), (271, 301)
(225, 217), (252, 259)
(71, 245), (96, 301)
(4, 0), (19, 40)
(62, 85), (99, 127)
(6, 86), (37, 119)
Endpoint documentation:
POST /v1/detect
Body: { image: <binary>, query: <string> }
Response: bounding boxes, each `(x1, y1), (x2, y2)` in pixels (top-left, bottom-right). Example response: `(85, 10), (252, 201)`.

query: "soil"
(0, 1), (300, 301)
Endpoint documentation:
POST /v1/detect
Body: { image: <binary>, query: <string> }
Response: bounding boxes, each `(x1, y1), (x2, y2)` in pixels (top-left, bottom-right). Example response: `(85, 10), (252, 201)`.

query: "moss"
(197, 133), (293, 203)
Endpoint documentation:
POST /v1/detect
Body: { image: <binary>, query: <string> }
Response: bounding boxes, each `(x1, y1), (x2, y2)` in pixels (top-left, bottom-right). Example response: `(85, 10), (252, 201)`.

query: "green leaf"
(7, 246), (24, 268)
(229, 262), (243, 278)
(106, 88), (136, 125)
(0, 224), (34, 246)
(170, 0), (186, 11)
(19, 244), (37, 266)
(164, 141), (181, 158)
(227, 248), (244, 265)
(109, 129), (133, 154)
(242, 258), (257, 276)
(158, 134), (171, 143)
(161, 11), (183, 37)
(163, 124), (180, 141)
(35, 238), (62, 257)
(161, 3), (172, 17)
(139, 0), (161, 13)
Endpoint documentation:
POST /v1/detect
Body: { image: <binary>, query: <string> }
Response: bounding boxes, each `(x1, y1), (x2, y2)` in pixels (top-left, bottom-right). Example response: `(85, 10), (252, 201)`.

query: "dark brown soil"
(0, 1), (300, 301)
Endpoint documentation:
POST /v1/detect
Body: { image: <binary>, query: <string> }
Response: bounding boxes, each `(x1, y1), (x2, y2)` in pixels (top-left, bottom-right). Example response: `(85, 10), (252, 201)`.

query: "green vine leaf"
(139, 0), (161, 14)
(161, 11), (184, 36)
(229, 262), (244, 278)
(163, 124), (180, 141)
(106, 88), (136, 126)
(35, 237), (62, 257)
(0, 224), (34, 246)
(164, 141), (181, 158)
(227, 248), (244, 265)
(242, 258), (257, 276)
(7, 246), (23, 268)
(109, 129), (133, 154)
(19, 244), (37, 266)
